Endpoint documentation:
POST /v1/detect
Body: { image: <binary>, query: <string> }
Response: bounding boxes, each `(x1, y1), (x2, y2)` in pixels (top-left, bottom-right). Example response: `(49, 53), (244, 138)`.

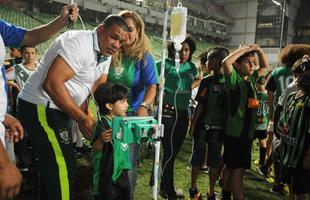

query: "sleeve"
(91, 120), (108, 145)
(224, 68), (242, 89)
(265, 74), (276, 92)
(56, 32), (87, 74)
(278, 83), (298, 107)
(94, 56), (111, 81)
(141, 53), (158, 86)
(191, 62), (199, 78)
(195, 77), (209, 104)
(0, 20), (26, 47)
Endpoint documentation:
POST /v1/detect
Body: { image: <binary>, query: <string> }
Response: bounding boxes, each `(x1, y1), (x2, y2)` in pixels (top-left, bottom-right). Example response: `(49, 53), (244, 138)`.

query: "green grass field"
(18, 129), (290, 200)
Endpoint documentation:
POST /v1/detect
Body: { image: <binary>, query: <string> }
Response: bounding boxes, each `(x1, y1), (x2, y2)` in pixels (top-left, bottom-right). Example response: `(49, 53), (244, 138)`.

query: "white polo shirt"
(19, 30), (111, 109)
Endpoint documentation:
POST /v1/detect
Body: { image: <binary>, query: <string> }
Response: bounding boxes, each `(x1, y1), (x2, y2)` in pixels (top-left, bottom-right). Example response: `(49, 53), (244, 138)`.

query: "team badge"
(114, 66), (124, 78)
(59, 129), (70, 144)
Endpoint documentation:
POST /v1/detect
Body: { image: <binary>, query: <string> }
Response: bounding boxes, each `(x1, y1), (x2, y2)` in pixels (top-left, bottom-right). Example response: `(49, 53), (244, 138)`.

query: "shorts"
(206, 142), (223, 168)
(223, 135), (252, 169)
(291, 168), (310, 195)
(190, 128), (223, 166)
(254, 130), (267, 140)
(190, 129), (207, 166)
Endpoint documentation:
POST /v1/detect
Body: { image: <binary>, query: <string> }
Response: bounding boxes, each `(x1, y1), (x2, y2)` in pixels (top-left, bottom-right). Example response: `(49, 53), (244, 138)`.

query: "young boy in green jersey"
(254, 75), (269, 166)
(188, 47), (229, 200)
(280, 57), (310, 200)
(221, 44), (269, 200)
(92, 82), (130, 200)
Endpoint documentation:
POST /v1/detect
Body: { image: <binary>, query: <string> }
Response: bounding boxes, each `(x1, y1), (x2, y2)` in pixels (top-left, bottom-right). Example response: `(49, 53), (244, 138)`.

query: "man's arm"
(0, 142), (22, 198)
(22, 4), (79, 46)
(42, 55), (92, 139)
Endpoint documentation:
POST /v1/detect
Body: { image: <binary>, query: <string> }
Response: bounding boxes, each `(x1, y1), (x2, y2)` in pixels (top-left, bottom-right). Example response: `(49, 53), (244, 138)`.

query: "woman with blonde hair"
(107, 10), (158, 199)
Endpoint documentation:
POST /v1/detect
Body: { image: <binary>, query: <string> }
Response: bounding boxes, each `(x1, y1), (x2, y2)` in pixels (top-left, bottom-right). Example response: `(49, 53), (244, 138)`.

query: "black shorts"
(206, 142), (222, 168)
(291, 168), (310, 195)
(223, 135), (253, 169)
(254, 130), (267, 140)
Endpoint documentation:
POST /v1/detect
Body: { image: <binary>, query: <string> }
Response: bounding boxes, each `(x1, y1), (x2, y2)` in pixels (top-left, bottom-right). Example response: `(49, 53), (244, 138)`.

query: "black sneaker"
(270, 184), (289, 196)
(188, 187), (201, 200)
(206, 192), (217, 200)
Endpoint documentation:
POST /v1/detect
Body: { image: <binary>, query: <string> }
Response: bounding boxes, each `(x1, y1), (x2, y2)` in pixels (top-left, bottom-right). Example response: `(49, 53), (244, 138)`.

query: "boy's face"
(110, 98), (129, 117)
(22, 47), (37, 64)
(10, 48), (21, 58)
(236, 55), (256, 76)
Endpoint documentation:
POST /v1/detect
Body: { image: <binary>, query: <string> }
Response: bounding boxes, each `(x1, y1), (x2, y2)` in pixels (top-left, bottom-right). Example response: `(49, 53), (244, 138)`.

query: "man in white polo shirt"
(18, 15), (129, 200)
(0, 4), (79, 198)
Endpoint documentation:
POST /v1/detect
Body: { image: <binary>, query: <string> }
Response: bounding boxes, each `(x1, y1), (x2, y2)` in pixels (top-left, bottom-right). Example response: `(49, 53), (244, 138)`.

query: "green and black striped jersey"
(281, 92), (310, 168)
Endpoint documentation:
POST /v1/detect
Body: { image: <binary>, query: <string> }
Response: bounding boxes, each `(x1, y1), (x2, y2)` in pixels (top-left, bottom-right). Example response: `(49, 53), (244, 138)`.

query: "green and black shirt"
(281, 93), (310, 168)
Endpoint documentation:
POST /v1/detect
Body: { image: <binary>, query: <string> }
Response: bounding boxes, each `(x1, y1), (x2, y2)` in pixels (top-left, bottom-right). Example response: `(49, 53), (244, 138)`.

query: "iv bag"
(170, 3), (187, 50)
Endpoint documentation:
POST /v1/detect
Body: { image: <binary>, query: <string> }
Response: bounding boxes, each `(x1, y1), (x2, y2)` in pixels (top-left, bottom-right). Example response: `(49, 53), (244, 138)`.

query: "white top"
(278, 81), (299, 107)
(19, 30), (111, 109)
(0, 36), (6, 144)
(6, 63), (36, 88)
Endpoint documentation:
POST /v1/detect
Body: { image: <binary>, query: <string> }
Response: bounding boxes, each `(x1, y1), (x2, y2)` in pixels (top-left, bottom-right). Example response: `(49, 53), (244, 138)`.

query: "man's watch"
(139, 102), (150, 110)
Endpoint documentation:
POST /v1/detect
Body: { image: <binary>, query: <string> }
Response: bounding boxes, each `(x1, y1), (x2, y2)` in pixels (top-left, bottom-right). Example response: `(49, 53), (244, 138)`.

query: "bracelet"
(139, 102), (149, 110)
(139, 104), (148, 110)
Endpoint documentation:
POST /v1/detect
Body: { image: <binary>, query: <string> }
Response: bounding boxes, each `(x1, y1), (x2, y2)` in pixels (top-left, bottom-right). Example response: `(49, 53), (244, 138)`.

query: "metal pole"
(279, 0), (286, 49)
(153, 1), (170, 199)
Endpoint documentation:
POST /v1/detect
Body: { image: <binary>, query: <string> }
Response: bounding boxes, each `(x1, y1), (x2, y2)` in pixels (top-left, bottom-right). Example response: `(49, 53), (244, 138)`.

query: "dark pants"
(18, 99), (75, 200)
(160, 111), (188, 195)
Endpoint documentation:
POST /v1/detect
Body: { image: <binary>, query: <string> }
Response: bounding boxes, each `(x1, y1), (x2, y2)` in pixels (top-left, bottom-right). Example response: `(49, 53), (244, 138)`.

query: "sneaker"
(200, 166), (209, 174)
(206, 192), (218, 200)
(270, 184), (289, 196)
(188, 187), (202, 200)
(160, 189), (185, 199)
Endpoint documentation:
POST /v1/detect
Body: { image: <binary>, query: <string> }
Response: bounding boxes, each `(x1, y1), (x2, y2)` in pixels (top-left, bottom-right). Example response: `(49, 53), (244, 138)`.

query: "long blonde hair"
(112, 10), (152, 67)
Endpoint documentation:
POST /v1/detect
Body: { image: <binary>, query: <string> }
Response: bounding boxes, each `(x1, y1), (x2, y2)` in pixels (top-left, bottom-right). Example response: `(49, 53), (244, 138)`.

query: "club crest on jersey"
(114, 66), (124, 78)
(59, 129), (70, 144)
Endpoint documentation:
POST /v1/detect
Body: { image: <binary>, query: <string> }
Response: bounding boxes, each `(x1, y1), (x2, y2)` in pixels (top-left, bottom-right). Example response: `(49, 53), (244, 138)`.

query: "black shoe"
(207, 192), (217, 200)
(189, 187), (201, 200)
(160, 189), (184, 199)
(168, 191), (184, 199)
